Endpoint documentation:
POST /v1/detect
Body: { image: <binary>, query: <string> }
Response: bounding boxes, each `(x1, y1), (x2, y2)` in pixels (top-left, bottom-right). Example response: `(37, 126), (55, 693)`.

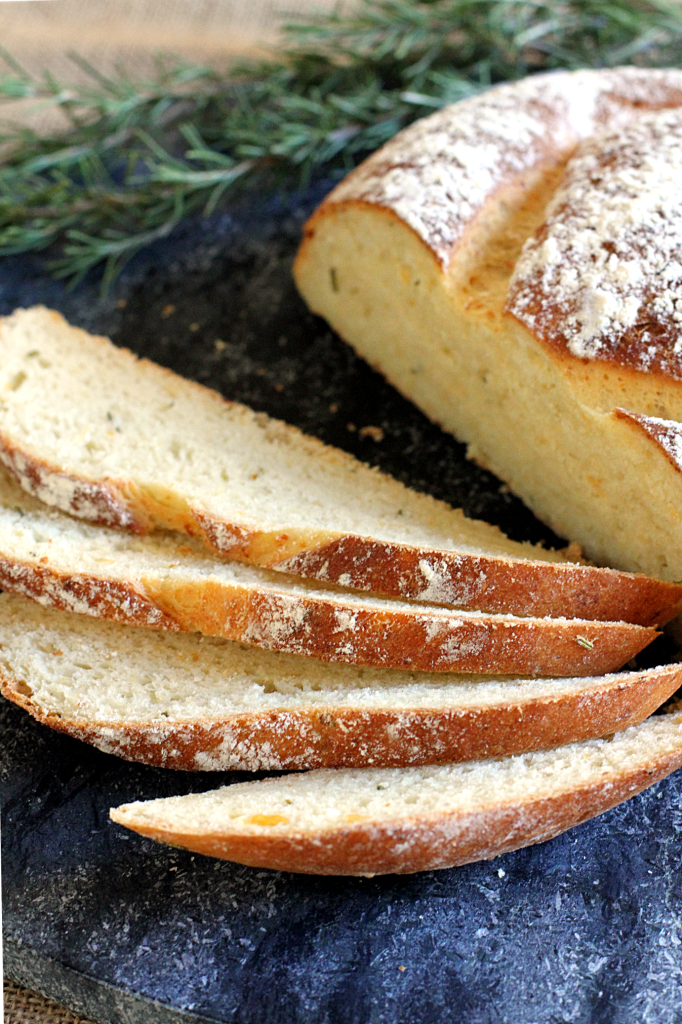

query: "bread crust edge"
(0, 551), (659, 674)
(3, 309), (680, 624)
(5, 663), (680, 771)
(109, 743), (682, 875)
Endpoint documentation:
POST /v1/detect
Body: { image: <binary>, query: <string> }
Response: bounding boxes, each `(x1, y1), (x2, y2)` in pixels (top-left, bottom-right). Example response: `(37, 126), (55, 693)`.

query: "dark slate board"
(3, 185), (682, 1024)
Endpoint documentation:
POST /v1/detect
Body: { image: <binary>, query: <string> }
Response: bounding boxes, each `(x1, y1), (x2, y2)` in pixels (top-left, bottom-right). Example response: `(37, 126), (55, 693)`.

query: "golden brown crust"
(0, 433), (150, 533)
(0, 557), (180, 630)
(7, 663), (680, 771)
(505, 107), (682, 385)
(112, 747), (682, 874)
(0, 549), (656, 674)
(613, 408), (682, 476)
(275, 534), (682, 626)
(0, 418), (679, 626)
(146, 577), (657, 675)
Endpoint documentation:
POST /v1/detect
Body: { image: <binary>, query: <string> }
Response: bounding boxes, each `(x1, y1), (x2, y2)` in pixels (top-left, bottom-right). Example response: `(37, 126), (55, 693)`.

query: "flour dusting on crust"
(616, 410), (682, 473)
(327, 68), (682, 267)
(508, 106), (682, 375)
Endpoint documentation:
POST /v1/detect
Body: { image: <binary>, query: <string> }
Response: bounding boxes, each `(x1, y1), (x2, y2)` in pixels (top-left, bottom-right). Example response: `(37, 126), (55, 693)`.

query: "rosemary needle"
(0, 0), (680, 287)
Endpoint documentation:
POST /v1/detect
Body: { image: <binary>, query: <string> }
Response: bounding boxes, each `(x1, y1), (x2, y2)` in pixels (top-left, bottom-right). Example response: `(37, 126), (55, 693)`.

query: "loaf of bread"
(111, 707), (682, 875)
(294, 67), (682, 584)
(1, 307), (680, 622)
(0, 467), (652, 675)
(4, 593), (677, 771)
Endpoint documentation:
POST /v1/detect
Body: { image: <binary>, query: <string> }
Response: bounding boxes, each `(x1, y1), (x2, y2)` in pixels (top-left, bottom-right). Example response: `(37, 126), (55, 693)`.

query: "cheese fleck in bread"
(111, 708), (682, 874)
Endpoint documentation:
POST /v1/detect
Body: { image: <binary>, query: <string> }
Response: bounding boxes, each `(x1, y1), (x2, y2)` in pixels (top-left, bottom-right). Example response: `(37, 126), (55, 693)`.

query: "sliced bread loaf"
(0, 307), (679, 625)
(110, 709), (682, 874)
(292, 69), (682, 585)
(0, 469), (653, 675)
(3, 594), (678, 770)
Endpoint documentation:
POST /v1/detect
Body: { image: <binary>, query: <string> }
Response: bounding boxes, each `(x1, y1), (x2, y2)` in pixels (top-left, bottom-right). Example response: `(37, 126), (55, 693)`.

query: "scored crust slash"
(294, 66), (682, 587)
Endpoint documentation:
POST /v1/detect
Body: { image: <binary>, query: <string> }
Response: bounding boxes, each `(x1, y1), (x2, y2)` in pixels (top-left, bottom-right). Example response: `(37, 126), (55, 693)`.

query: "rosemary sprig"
(1, 0), (681, 286)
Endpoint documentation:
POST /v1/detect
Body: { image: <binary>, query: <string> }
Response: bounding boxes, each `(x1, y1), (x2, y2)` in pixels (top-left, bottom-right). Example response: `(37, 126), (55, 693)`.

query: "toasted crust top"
(614, 408), (682, 474)
(508, 106), (682, 378)
(324, 68), (682, 267)
(317, 68), (682, 383)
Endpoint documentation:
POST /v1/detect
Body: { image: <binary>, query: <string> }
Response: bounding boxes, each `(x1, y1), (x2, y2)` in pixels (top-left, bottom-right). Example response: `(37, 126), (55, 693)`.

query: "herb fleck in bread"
(0, 468), (652, 675)
(110, 708), (682, 875)
(3, 594), (677, 771)
(0, 306), (679, 624)
(294, 67), (682, 583)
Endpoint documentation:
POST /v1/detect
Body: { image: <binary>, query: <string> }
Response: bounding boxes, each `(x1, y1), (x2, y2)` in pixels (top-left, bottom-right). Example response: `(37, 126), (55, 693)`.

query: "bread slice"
(0, 469), (652, 675)
(3, 593), (677, 771)
(110, 708), (682, 874)
(0, 308), (679, 625)
(293, 68), (682, 585)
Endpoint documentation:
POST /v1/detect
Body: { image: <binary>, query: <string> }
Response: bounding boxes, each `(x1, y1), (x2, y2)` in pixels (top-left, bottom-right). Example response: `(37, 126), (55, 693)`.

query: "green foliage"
(0, 0), (681, 286)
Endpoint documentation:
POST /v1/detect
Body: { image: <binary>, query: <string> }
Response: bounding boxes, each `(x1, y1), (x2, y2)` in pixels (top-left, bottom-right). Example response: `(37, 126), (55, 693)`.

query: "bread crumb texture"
(3, 591), (676, 769)
(0, 306), (548, 558)
(294, 66), (682, 584)
(113, 714), (682, 833)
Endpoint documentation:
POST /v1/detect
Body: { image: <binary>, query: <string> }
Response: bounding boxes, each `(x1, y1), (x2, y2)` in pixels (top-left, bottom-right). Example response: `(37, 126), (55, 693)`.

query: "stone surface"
(3, 185), (682, 1024)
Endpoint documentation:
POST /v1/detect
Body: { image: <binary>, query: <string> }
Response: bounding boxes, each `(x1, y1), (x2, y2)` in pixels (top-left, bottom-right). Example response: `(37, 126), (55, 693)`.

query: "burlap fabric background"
(0, 4), (329, 1021)
(0, 0), (341, 133)
(4, 980), (96, 1024)
(0, 0), (337, 76)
